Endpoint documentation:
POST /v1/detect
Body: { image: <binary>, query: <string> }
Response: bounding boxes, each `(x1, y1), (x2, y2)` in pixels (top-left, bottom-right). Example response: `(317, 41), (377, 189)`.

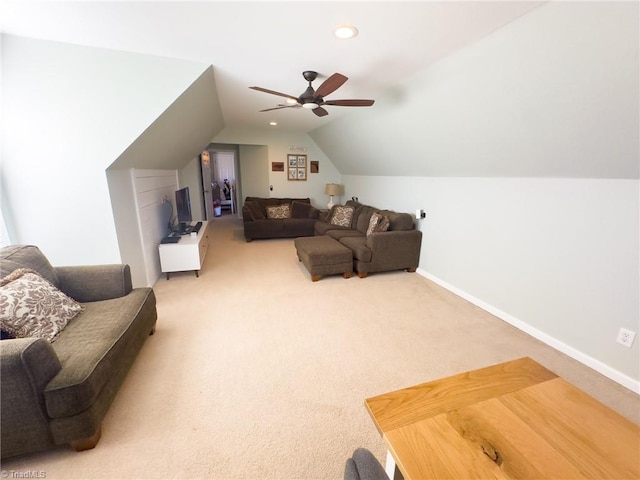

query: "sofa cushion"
(0, 268), (83, 343)
(327, 229), (364, 241)
(314, 221), (352, 236)
(0, 245), (59, 288)
(366, 212), (391, 236)
(329, 205), (355, 227)
(291, 201), (319, 219)
(281, 218), (318, 237)
(44, 288), (154, 419)
(245, 201), (266, 220)
(339, 236), (372, 262)
(266, 204), (291, 219)
(356, 206), (378, 234)
(244, 219), (285, 239)
(379, 210), (415, 231)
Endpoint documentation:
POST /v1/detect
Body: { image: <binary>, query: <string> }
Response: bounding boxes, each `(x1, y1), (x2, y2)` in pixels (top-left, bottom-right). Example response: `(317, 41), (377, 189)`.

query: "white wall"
(213, 128), (342, 207)
(238, 145), (270, 200)
(132, 170), (178, 287)
(343, 176), (639, 388)
(309, 2), (640, 389)
(1, 35), (209, 266)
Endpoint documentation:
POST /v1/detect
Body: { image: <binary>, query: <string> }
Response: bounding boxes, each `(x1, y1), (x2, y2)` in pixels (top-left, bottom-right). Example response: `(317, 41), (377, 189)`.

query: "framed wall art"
(287, 154), (307, 181)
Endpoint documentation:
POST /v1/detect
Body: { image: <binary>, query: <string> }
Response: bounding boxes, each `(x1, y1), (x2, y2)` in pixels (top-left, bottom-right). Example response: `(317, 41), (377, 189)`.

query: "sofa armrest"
(1, 338), (62, 457)
(366, 230), (423, 268)
(242, 205), (253, 222)
(55, 264), (133, 302)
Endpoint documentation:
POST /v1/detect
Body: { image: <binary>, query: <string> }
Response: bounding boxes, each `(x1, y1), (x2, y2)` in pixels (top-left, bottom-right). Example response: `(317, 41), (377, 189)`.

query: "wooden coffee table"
(365, 357), (640, 479)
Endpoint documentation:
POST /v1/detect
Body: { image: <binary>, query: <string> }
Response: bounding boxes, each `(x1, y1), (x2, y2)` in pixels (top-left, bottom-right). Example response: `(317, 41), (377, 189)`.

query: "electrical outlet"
(616, 328), (636, 348)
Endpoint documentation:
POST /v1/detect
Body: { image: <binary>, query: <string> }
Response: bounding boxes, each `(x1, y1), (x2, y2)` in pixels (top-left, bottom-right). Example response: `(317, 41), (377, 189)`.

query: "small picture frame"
(288, 154), (307, 181)
(310, 161), (319, 173)
(272, 162), (284, 172)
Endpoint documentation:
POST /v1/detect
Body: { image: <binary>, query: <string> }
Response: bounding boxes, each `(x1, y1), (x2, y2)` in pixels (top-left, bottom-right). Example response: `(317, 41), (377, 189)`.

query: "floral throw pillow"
(366, 212), (391, 236)
(329, 205), (354, 227)
(266, 204), (291, 219)
(0, 268), (83, 342)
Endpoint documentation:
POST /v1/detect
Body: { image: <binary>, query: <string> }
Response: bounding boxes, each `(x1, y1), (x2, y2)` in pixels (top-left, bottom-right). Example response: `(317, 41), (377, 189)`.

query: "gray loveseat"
(0, 245), (157, 458)
(314, 200), (422, 277)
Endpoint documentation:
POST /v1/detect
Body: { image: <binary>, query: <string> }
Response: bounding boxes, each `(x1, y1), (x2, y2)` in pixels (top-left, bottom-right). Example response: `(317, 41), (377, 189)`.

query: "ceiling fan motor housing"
(300, 72), (320, 108)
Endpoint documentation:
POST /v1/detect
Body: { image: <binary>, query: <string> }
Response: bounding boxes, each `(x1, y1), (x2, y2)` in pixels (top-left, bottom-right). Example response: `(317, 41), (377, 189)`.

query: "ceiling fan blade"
(323, 99), (375, 107)
(313, 73), (348, 99)
(313, 107), (329, 117)
(259, 106), (295, 112)
(249, 86), (298, 102)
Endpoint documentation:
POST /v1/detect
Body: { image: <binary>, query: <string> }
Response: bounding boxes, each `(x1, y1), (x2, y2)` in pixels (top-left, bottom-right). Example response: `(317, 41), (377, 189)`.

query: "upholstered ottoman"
(294, 236), (353, 282)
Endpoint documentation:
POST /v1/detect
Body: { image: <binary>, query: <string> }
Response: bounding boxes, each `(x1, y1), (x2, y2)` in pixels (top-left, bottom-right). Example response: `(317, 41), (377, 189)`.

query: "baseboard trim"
(417, 268), (640, 394)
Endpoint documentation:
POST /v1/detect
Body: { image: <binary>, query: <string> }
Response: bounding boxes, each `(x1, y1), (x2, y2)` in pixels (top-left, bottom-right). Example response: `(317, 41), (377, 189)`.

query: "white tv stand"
(158, 221), (209, 279)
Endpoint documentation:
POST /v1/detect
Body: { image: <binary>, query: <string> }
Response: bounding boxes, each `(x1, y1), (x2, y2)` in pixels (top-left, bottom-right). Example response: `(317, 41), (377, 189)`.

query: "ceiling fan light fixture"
(334, 25), (358, 39)
(286, 98), (298, 104)
(302, 102), (319, 110)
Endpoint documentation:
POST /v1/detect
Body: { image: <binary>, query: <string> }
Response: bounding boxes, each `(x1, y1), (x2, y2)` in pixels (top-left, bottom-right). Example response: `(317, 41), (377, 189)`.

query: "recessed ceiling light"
(269, 121), (278, 126)
(334, 25), (358, 39)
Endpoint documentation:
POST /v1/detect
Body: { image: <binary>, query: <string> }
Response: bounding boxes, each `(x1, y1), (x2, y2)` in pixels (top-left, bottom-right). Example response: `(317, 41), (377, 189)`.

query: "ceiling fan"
(249, 71), (375, 117)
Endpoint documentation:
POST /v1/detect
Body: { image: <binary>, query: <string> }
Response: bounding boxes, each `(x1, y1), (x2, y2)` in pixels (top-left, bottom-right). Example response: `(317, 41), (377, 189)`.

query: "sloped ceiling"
(109, 66), (224, 170)
(1, 1), (544, 133)
(310, 1), (640, 179)
(2, 1), (638, 179)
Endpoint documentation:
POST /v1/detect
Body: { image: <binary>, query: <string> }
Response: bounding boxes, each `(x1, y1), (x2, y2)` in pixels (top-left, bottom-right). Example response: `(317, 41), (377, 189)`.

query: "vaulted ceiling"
(2, 1), (638, 179)
(2, 1), (544, 133)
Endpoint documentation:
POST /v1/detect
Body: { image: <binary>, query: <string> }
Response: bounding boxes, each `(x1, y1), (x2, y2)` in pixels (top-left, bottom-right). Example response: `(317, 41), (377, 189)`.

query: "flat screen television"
(175, 186), (192, 232)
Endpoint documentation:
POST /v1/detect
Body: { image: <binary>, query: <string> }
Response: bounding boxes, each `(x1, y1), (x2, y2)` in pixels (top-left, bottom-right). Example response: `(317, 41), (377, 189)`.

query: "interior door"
(200, 150), (214, 220)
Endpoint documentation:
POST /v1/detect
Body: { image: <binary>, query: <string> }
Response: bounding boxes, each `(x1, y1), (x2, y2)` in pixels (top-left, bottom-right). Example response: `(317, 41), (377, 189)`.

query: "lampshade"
(325, 183), (341, 196)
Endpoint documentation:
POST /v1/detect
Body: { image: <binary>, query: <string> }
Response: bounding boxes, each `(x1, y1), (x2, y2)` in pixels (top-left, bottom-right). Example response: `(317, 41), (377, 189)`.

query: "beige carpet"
(3, 215), (639, 479)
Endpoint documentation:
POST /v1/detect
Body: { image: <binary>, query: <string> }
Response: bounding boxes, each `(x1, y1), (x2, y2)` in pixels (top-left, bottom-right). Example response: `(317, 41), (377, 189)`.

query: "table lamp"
(325, 183), (341, 209)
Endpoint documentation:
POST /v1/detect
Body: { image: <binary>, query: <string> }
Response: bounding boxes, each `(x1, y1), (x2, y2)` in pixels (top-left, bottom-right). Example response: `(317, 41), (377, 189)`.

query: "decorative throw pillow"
(266, 204), (291, 219)
(329, 205), (354, 227)
(0, 268), (83, 343)
(366, 212), (391, 236)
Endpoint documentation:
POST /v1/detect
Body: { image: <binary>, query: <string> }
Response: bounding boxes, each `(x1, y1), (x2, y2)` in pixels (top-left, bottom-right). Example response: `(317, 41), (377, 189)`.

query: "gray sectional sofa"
(314, 200), (422, 277)
(0, 245), (157, 458)
(242, 196), (422, 278)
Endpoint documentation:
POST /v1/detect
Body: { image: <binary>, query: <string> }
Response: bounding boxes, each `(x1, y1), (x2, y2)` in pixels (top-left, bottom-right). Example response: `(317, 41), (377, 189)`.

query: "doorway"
(203, 146), (239, 219)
